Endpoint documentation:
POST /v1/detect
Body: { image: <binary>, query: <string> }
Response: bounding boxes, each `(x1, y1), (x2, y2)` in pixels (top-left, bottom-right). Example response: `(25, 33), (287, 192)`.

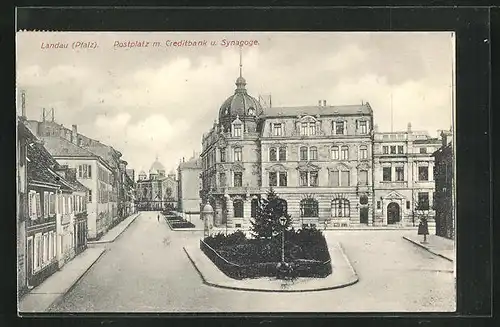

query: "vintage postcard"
(16, 31), (456, 313)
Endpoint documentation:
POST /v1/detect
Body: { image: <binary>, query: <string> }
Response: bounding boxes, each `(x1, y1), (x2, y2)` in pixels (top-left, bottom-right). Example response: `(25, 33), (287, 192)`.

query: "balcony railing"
(26, 215), (56, 228)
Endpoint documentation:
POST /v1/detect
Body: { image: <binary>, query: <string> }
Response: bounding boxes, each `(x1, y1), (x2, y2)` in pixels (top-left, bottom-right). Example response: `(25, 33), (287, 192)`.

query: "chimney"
(71, 125), (78, 144)
(323, 100), (327, 106)
(407, 122), (412, 132)
(373, 124), (379, 132)
(183, 157), (185, 163)
(318, 100), (322, 106)
(51, 108), (55, 122)
(42, 108), (46, 122)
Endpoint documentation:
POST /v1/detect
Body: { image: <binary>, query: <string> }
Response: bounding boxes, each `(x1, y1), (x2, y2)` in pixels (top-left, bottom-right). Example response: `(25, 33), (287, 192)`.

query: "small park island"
(200, 189), (332, 280)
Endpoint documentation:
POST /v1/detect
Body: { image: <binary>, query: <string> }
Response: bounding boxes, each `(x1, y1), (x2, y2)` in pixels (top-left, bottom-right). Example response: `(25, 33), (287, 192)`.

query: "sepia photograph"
(16, 31), (456, 313)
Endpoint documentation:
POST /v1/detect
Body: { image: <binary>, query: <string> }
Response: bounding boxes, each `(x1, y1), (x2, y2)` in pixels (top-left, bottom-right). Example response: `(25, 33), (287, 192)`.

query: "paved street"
(50, 211), (455, 312)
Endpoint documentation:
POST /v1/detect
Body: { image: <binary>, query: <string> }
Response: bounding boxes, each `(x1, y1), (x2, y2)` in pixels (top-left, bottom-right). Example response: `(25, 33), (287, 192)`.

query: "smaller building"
(177, 154), (202, 216)
(432, 130), (454, 239)
(135, 158), (178, 211)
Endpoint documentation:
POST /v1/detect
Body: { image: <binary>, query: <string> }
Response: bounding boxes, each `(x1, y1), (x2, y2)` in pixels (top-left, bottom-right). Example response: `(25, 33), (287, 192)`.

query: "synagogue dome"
(149, 158), (165, 175)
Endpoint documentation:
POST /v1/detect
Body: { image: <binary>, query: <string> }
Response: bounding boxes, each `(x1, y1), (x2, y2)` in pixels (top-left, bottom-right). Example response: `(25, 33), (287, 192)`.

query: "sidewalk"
(88, 212), (141, 244)
(183, 241), (358, 292)
(19, 247), (106, 313)
(403, 233), (455, 262)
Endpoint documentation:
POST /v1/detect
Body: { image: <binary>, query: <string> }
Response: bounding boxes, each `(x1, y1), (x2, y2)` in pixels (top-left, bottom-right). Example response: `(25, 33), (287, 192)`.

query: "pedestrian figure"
(418, 217), (429, 244)
(157, 214), (160, 222)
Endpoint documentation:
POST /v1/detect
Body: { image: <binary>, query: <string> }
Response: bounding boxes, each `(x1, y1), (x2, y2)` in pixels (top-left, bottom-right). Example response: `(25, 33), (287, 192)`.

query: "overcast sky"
(16, 32), (454, 174)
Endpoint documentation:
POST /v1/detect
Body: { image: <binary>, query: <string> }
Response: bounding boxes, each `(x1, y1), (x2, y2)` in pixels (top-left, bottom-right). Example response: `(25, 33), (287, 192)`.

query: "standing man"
(157, 214), (160, 222)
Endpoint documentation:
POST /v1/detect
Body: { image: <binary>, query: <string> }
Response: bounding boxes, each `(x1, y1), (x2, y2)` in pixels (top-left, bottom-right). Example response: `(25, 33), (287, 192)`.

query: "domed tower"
(218, 50), (263, 135)
(149, 156), (166, 179)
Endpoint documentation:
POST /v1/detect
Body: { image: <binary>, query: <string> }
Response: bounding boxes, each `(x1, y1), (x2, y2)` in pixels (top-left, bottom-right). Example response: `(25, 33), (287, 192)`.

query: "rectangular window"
(341, 146), (349, 160)
(279, 172), (287, 187)
(383, 146), (389, 154)
(43, 191), (49, 218)
(233, 172), (243, 187)
(360, 147), (368, 160)
(420, 147), (427, 154)
(278, 148), (286, 161)
(299, 171), (308, 186)
(43, 233), (48, 264)
(377, 201), (381, 209)
(235, 223), (242, 228)
(310, 171), (318, 186)
(418, 166), (429, 181)
(310, 147), (318, 160)
(301, 122), (308, 135)
(359, 121), (367, 134)
(398, 145), (404, 154)
(78, 165), (83, 178)
(88, 190), (92, 202)
(359, 170), (368, 185)
(269, 172), (277, 187)
(406, 201), (411, 209)
(34, 234), (40, 270)
(220, 149), (226, 162)
(395, 166), (405, 181)
(383, 167), (392, 181)
(300, 147), (308, 161)
(273, 123), (283, 136)
(35, 192), (41, 218)
(233, 125), (242, 137)
(418, 192), (430, 210)
(308, 122), (316, 136)
(330, 170), (339, 186)
(331, 146), (339, 160)
(390, 146), (397, 154)
(88, 165), (92, 178)
(340, 170), (350, 186)
(335, 121), (344, 135)
(234, 148), (242, 162)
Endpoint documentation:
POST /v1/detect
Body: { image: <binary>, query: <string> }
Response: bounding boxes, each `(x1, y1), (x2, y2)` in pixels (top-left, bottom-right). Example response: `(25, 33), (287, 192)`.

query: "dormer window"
(233, 124), (242, 137)
(300, 121), (316, 136)
(273, 123), (283, 136)
(248, 107), (256, 116)
(334, 121), (346, 135)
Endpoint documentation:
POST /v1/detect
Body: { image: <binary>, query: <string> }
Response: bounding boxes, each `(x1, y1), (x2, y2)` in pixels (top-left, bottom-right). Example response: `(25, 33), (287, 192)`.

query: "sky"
(16, 32), (454, 174)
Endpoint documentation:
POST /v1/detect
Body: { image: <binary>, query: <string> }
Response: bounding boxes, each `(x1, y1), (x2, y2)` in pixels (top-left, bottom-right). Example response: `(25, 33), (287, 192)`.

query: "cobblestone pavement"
(50, 211), (455, 312)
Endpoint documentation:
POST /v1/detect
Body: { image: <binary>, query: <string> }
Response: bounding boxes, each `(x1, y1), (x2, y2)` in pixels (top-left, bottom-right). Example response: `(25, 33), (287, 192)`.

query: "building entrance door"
(387, 202), (401, 224)
(360, 207), (369, 224)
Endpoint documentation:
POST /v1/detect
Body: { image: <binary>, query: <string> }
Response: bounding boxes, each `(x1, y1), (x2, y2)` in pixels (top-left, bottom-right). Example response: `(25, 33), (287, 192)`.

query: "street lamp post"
(279, 216), (287, 263)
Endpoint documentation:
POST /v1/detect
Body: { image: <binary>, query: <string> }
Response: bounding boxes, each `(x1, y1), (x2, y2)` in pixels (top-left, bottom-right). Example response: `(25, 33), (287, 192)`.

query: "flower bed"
(201, 228), (332, 279)
(164, 213), (195, 229)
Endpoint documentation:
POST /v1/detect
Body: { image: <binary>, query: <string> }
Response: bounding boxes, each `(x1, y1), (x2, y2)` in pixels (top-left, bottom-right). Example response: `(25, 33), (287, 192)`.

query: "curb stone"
(88, 213), (141, 244)
(45, 248), (107, 312)
(402, 236), (453, 262)
(183, 243), (359, 293)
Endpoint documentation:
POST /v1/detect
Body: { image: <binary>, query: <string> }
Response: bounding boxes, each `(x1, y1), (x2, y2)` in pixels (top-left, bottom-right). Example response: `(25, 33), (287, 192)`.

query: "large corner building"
(200, 63), (445, 229)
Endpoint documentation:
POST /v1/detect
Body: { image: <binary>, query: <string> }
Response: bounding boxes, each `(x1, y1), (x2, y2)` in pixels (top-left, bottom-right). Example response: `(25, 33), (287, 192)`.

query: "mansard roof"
(264, 103), (373, 118)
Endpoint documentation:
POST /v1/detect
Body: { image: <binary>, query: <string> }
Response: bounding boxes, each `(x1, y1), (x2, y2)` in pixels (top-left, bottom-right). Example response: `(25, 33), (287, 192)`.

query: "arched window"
(331, 146), (339, 160)
(359, 145), (368, 160)
(300, 198), (318, 217)
(251, 198), (259, 218)
(300, 146), (308, 161)
(233, 123), (242, 137)
(332, 198), (350, 217)
(269, 148), (277, 161)
(233, 199), (244, 218)
(310, 146), (318, 160)
(279, 147), (287, 161)
(359, 195), (368, 205)
(341, 146), (349, 160)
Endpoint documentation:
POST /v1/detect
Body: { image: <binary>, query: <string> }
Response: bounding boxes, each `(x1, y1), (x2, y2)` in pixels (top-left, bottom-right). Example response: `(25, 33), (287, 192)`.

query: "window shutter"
(28, 192), (34, 219)
(343, 121), (347, 135)
(333, 121), (337, 135)
(356, 120), (359, 129)
(43, 192), (48, 218)
(35, 193), (41, 219)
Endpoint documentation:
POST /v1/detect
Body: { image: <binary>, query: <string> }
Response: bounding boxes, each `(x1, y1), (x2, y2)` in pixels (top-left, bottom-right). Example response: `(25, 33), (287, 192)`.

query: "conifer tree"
(250, 188), (292, 239)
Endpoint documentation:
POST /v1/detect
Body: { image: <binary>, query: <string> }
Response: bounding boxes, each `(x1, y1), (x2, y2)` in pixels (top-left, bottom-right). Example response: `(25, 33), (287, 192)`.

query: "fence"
(200, 239), (332, 279)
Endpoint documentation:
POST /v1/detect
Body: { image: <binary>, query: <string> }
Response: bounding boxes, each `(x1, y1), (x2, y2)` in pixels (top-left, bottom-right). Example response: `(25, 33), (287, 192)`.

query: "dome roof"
(149, 158), (165, 174)
(219, 77), (263, 121)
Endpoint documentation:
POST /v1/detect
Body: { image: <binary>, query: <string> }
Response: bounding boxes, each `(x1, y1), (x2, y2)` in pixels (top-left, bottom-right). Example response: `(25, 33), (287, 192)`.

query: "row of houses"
(17, 109), (136, 297)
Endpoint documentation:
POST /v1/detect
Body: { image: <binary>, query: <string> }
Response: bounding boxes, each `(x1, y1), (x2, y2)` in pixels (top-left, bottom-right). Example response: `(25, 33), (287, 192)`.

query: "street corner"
(183, 242), (359, 293)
